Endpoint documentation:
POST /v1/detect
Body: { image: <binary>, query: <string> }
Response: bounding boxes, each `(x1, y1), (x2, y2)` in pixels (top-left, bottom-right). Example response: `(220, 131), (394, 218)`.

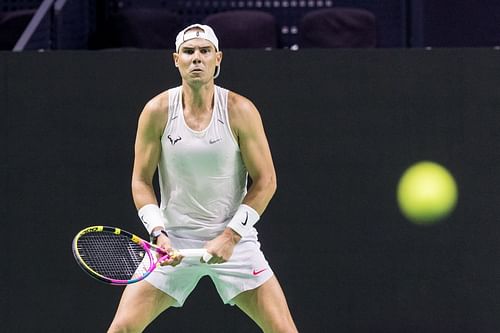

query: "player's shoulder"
(139, 90), (171, 135)
(226, 90), (263, 135)
(143, 89), (170, 116)
(227, 90), (258, 118)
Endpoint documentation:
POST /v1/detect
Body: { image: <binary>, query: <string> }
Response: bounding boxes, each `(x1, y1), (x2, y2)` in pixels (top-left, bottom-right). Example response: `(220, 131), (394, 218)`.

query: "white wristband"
(138, 204), (165, 234)
(227, 204), (260, 237)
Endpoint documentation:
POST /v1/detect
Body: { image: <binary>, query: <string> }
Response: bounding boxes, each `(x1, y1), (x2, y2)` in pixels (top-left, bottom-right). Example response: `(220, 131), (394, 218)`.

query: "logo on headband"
(196, 31), (200, 37)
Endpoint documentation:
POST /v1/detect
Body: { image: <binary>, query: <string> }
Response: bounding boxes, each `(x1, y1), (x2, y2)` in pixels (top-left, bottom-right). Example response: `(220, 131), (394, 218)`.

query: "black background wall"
(1, 49), (500, 332)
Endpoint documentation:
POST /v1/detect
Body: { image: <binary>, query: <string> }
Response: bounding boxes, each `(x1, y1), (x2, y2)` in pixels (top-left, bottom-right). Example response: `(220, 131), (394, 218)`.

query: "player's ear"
(216, 51), (223, 66)
(173, 52), (179, 67)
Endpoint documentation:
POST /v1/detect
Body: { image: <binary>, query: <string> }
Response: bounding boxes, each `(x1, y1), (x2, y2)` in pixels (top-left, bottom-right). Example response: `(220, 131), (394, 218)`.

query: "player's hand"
(159, 249), (183, 267)
(156, 234), (183, 266)
(202, 228), (241, 264)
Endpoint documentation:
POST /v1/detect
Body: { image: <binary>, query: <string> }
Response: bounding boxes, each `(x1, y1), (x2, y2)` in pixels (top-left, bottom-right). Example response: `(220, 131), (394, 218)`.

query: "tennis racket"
(72, 225), (211, 285)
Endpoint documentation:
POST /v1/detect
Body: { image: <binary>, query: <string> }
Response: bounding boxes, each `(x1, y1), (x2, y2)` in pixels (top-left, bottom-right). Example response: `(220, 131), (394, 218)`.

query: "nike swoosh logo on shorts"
(252, 268), (267, 276)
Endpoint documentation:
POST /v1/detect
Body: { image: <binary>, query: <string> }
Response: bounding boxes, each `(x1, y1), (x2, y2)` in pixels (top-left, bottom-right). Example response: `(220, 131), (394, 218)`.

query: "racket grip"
(202, 251), (213, 263)
(178, 248), (211, 260)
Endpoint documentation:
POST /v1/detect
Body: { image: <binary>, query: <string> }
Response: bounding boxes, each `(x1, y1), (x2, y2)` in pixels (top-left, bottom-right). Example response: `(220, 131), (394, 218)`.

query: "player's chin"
(187, 73), (212, 82)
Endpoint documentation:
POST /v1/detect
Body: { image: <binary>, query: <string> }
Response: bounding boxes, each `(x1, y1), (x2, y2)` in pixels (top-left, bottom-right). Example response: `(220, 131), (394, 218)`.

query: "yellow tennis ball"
(397, 161), (458, 225)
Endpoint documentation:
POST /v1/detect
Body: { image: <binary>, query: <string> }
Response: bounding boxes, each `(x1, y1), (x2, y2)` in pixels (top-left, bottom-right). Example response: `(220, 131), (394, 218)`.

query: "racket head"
(72, 226), (165, 285)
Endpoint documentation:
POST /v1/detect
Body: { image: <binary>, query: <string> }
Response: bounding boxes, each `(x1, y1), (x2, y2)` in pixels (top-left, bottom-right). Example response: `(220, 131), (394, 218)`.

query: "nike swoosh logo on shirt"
(209, 138), (222, 144)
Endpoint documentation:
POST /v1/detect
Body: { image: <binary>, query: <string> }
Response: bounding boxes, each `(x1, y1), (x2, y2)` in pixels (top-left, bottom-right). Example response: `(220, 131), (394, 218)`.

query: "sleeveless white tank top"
(158, 85), (248, 240)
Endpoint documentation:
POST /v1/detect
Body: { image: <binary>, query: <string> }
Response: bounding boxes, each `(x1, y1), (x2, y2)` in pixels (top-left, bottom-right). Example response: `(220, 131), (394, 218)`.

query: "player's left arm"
(203, 92), (277, 263)
(229, 92), (277, 214)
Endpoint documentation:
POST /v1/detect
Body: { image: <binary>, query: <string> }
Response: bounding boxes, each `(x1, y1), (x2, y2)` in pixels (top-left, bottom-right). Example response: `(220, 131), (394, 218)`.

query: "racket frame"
(73, 226), (171, 285)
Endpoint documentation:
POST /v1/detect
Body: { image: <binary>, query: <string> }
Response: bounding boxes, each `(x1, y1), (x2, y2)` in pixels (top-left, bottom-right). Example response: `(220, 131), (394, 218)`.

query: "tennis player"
(107, 24), (298, 333)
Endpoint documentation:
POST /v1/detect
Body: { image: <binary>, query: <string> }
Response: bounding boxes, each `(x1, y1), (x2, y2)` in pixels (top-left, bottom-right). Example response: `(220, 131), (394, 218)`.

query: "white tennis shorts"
(145, 233), (274, 307)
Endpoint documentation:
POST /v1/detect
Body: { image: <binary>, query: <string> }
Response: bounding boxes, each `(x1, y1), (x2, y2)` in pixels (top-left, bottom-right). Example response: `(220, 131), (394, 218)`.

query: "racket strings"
(76, 232), (153, 281)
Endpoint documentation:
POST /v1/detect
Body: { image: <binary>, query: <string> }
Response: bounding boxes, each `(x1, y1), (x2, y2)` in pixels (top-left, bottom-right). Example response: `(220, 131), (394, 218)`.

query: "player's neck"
(182, 82), (215, 114)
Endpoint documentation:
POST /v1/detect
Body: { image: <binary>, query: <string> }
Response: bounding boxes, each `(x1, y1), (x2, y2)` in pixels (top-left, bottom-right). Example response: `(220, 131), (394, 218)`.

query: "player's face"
(174, 38), (222, 84)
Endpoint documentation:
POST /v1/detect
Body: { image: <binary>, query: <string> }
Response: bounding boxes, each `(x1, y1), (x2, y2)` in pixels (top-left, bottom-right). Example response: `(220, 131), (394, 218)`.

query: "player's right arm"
(131, 92), (168, 210)
(131, 92), (181, 265)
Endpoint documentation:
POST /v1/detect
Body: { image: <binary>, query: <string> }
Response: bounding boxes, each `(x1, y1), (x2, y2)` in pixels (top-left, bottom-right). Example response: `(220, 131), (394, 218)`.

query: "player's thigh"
(232, 275), (297, 333)
(108, 280), (176, 333)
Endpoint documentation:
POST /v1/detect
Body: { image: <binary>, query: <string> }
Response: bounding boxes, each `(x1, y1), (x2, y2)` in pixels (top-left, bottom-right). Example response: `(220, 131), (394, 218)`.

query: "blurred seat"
(98, 8), (183, 49)
(298, 8), (377, 48)
(0, 9), (36, 50)
(202, 10), (278, 49)
(410, 2), (500, 47)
